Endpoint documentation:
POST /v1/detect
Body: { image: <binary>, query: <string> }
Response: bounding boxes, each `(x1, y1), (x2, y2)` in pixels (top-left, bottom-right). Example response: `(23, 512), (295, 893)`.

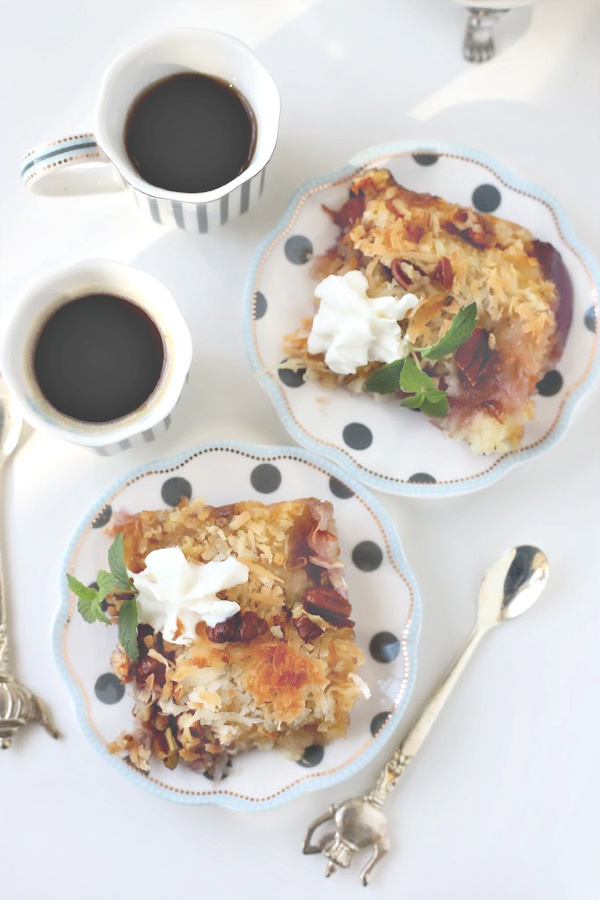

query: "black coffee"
(33, 294), (165, 423)
(124, 72), (257, 193)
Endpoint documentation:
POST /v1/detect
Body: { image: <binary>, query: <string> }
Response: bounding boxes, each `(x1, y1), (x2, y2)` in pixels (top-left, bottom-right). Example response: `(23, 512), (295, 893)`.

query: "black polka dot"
(537, 370), (563, 397)
(413, 153), (439, 166)
(161, 477), (192, 506)
(94, 673), (125, 704)
(254, 291), (267, 320)
(278, 362), (306, 387)
(297, 744), (325, 767)
(343, 422), (373, 450)
(329, 476), (355, 499)
(369, 631), (400, 663)
(250, 463), (282, 493)
(352, 541), (383, 572)
(284, 235), (313, 264)
(408, 472), (437, 484)
(92, 505), (112, 528)
(370, 711), (391, 737)
(585, 306), (597, 333)
(472, 184), (501, 213)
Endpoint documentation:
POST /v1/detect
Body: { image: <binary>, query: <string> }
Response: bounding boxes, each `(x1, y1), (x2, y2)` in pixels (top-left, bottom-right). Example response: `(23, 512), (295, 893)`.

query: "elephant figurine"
(302, 797), (390, 886)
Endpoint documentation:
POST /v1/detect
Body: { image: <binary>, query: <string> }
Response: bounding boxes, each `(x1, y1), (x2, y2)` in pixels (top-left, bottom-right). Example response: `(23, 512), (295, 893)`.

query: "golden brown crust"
(107, 496), (366, 777)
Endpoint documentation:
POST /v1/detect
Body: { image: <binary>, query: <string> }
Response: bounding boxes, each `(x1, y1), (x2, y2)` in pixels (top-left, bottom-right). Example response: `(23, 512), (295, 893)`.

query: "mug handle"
(20, 134), (126, 196)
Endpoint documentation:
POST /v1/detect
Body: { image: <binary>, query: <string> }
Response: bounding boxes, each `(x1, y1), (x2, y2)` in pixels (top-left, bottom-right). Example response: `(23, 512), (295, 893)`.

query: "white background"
(0, 1), (598, 898)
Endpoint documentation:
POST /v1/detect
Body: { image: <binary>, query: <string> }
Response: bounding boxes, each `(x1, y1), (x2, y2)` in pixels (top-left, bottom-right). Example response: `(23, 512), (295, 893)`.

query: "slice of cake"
(105, 496), (367, 778)
(284, 167), (572, 454)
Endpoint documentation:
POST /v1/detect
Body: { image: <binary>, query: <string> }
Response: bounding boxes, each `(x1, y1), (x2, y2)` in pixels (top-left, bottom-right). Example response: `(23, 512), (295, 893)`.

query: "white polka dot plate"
(243, 140), (600, 496)
(55, 441), (420, 810)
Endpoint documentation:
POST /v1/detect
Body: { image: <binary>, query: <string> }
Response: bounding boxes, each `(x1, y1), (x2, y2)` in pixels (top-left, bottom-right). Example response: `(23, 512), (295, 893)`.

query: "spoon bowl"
(477, 545), (549, 631)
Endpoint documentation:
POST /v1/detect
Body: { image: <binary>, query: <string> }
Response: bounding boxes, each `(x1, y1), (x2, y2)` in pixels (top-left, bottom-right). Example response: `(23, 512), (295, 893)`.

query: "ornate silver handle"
(303, 625), (487, 884)
(367, 626), (484, 804)
(0, 469), (59, 748)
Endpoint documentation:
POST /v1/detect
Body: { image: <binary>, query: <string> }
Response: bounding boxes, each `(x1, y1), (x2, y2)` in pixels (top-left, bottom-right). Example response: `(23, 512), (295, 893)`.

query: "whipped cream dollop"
(307, 271), (418, 376)
(130, 547), (248, 645)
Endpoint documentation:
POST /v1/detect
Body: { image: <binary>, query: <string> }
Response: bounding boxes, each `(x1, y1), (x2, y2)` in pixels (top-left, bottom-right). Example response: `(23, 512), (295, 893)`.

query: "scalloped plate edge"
(53, 440), (422, 810)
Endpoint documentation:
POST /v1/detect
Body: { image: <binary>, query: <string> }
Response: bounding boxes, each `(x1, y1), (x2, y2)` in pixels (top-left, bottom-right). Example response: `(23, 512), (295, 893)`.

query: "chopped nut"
(391, 257), (426, 288)
(303, 587), (354, 628)
(294, 615), (324, 643)
(432, 257), (454, 290)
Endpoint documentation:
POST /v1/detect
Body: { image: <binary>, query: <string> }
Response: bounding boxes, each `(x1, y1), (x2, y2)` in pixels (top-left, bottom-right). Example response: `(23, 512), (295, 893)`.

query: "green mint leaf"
(364, 359), (405, 394)
(420, 302), (478, 360)
(424, 388), (448, 404)
(399, 358), (437, 394)
(108, 533), (133, 591)
(66, 573), (111, 625)
(422, 392), (450, 417)
(118, 597), (139, 662)
(66, 573), (97, 603)
(400, 393), (424, 410)
(96, 569), (120, 600)
(77, 595), (111, 625)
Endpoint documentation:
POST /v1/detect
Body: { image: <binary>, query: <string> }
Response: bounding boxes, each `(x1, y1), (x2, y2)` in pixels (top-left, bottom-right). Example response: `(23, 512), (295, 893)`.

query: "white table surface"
(1, 1), (599, 898)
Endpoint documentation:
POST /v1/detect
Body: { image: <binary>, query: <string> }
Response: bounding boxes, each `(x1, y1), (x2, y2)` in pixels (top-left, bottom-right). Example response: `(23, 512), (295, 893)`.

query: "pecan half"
(238, 610), (266, 642)
(134, 654), (166, 689)
(432, 256), (454, 290)
(294, 615), (325, 643)
(455, 328), (499, 388)
(206, 610), (268, 644)
(303, 587), (354, 628)
(391, 257), (427, 288)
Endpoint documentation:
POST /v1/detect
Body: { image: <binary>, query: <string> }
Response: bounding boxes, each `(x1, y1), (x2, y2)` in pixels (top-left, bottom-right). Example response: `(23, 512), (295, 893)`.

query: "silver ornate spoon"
(0, 378), (59, 748)
(303, 545), (549, 885)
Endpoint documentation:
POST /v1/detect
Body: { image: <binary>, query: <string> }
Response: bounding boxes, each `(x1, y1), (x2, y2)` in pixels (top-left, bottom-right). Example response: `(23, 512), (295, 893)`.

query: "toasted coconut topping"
(107, 497), (366, 778)
(284, 167), (571, 454)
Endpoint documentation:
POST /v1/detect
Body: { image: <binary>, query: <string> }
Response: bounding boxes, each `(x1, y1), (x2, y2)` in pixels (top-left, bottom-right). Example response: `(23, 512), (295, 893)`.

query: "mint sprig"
(420, 302), (477, 360)
(108, 532), (132, 591)
(118, 596), (139, 662)
(66, 533), (139, 661)
(363, 358), (406, 393)
(399, 359), (450, 417)
(364, 302), (477, 417)
(66, 574), (111, 625)
(366, 357), (450, 417)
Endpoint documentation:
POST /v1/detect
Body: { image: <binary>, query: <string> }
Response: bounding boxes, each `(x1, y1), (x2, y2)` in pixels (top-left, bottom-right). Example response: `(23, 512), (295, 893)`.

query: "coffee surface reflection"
(33, 294), (165, 423)
(125, 72), (257, 193)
